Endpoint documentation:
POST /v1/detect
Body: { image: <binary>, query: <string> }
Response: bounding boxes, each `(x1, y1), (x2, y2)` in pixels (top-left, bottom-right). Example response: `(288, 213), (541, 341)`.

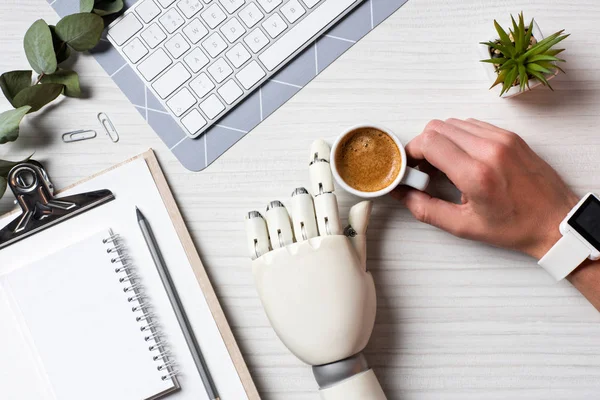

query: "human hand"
(392, 118), (579, 259)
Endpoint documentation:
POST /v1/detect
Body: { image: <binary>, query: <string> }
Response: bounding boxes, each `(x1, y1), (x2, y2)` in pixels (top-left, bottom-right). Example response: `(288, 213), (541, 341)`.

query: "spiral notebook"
(0, 230), (178, 400)
(0, 151), (259, 400)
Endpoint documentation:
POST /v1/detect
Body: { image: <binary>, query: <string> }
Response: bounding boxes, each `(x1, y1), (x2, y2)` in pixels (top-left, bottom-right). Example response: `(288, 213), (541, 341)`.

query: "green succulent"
(480, 12), (569, 96)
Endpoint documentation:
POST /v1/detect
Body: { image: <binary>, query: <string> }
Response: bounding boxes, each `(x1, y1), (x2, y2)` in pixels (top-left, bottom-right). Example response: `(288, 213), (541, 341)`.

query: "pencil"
(136, 207), (219, 400)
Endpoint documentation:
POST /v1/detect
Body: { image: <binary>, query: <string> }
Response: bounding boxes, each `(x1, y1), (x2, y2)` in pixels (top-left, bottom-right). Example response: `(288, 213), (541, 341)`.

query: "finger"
(398, 189), (468, 237)
(309, 140), (342, 235)
(347, 201), (373, 269)
(245, 211), (271, 260)
(430, 119), (492, 157)
(405, 129), (477, 190)
(449, 118), (512, 142)
(265, 201), (295, 248)
(290, 187), (319, 241)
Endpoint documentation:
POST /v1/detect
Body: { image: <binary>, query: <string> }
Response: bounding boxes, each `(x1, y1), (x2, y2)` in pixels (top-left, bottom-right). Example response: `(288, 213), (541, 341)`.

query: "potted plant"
(479, 12), (569, 98)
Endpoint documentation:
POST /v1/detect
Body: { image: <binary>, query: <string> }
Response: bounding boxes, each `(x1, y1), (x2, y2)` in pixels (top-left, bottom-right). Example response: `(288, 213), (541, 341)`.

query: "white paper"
(0, 158), (247, 400)
(1, 231), (173, 400)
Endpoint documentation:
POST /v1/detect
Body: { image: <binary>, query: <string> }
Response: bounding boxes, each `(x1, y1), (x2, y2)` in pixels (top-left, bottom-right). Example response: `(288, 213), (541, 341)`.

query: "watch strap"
(538, 231), (590, 281)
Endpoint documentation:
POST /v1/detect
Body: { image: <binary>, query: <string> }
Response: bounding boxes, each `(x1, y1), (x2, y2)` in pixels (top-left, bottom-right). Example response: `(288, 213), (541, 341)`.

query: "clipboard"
(0, 149), (260, 400)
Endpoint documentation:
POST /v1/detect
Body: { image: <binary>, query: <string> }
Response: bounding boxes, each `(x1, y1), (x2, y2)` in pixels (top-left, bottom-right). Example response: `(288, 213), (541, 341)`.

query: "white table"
(2, 0), (600, 398)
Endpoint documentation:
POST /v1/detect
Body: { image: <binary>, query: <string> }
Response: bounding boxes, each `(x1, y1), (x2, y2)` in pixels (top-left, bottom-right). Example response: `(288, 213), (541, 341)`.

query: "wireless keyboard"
(107, 0), (363, 139)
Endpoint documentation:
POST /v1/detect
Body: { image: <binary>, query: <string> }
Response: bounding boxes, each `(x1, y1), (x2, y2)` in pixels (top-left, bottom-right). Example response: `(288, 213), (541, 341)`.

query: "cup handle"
(401, 167), (430, 191)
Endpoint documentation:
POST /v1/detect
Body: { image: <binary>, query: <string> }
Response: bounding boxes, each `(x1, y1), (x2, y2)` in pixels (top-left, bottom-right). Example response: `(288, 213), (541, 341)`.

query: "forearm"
(567, 260), (600, 312)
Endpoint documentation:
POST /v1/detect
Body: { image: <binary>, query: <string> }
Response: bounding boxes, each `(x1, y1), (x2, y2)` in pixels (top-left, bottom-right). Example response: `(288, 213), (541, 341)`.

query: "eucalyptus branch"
(0, 0), (125, 199)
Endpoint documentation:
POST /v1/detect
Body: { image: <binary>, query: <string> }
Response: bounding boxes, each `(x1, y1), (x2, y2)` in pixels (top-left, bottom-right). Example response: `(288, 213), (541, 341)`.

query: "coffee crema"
(334, 127), (402, 192)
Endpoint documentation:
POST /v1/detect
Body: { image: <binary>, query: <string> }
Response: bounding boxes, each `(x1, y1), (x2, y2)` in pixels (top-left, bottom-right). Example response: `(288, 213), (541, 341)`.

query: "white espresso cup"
(330, 124), (430, 198)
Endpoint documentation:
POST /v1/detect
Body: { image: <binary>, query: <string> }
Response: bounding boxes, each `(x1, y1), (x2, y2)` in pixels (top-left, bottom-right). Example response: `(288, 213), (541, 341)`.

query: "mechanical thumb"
(346, 201), (373, 269)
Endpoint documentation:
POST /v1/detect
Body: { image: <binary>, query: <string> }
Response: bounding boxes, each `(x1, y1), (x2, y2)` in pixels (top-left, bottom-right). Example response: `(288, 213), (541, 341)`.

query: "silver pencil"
(136, 207), (220, 400)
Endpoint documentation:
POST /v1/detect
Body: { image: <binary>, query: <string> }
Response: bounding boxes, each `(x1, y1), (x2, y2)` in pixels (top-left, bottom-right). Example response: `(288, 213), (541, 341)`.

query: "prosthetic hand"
(245, 140), (386, 400)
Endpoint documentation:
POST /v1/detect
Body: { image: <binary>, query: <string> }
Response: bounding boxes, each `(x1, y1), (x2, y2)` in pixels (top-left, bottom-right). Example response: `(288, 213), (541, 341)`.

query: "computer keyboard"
(107, 0), (363, 139)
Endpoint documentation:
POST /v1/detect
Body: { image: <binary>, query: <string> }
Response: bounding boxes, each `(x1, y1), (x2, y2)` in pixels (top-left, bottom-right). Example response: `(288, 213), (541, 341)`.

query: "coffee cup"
(330, 124), (430, 198)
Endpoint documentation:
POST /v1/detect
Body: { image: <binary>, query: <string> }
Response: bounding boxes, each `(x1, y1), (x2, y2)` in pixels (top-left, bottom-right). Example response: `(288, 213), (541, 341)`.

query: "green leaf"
(0, 176), (6, 199)
(546, 48), (565, 57)
(12, 83), (64, 113)
(55, 13), (104, 52)
(80, 0), (94, 12)
(0, 154), (32, 175)
(24, 19), (58, 75)
(538, 61), (565, 74)
(523, 16), (534, 51)
(519, 31), (568, 61)
(518, 63), (527, 91)
(480, 58), (508, 64)
(511, 15), (523, 53)
(490, 70), (507, 89)
(0, 106), (31, 144)
(0, 71), (32, 106)
(93, 0), (124, 16)
(49, 25), (72, 64)
(527, 54), (561, 63)
(494, 20), (512, 47)
(501, 67), (518, 96)
(527, 69), (553, 90)
(40, 70), (81, 97)
(484, 41), (514, 58)
(527, 63), (552, 74)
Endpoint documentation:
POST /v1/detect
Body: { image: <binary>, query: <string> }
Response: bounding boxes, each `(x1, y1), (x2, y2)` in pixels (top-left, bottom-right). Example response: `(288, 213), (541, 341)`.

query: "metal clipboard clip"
(0, 160), (115, 250)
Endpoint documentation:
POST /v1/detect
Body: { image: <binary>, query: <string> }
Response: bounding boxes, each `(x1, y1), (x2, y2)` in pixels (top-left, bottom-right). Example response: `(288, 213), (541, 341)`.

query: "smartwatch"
(538, 193), (600, 280)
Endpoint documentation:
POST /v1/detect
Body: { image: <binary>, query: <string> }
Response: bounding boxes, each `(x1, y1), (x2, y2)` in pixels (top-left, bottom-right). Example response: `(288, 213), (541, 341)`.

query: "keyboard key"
(181, 109), (207, 136)
(136, 0), (161, 23)
(225, 43), (251, 68)
(165, 33), (190, 58)
(220, 17), (246, 43)
(257, 0), (282, 13)
(122, 38), (149, 63)
(184, 47), (210, 72)
(183, 18), (209, 43)
(167, 87), (197, 116)
(301, 0), (320, 8)
(238, 3), (264, 28)
(141, 23), (167, 48)
(190, 73), (215, 98)
(262, 13), (287, 38)
(200, 94), (225, 119)
(109, 14), (143, 45)
(260, 0), (355, 71)
(159, 8), (185, 33)
(152, 63), (191, 98)
(207, 58), (233, 83)
(202, 32), (227, 57)
(156, 0), (177, 7)
(281, 0), (305, 23)
(201, 3), (227, 29)
(244, 28), (269, 53)
(218, 0), (245, 14)
(218, 79), (243, 104)
(236, 60), (265, 89)
(177, 0), (203, 18)
(137, 48), (172, 80)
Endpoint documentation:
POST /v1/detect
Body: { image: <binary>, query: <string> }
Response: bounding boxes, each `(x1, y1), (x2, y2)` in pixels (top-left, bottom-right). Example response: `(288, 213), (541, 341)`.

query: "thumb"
(347, 201), (373, 270)
(393, 188), (466, 236)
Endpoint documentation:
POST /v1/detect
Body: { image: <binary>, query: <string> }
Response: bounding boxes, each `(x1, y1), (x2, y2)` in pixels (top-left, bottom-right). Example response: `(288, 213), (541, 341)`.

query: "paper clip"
(62, 129), (97, 143)
(98, 112), (119, 143)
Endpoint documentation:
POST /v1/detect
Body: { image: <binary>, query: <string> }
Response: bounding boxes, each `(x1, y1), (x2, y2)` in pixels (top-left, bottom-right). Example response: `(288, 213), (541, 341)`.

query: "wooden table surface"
(2, 0), (600, 399)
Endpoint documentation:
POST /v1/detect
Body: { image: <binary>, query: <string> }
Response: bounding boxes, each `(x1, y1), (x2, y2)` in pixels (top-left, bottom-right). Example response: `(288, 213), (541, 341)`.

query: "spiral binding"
(104, 230), (179, 381)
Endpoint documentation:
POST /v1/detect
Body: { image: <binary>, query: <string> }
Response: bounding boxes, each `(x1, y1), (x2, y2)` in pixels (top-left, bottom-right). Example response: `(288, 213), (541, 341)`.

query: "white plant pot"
(478, 20), (559, 98)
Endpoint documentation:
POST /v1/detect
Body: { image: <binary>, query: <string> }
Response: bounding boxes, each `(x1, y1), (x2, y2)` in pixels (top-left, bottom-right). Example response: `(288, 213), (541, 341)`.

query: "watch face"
(568, 195), (600, 251)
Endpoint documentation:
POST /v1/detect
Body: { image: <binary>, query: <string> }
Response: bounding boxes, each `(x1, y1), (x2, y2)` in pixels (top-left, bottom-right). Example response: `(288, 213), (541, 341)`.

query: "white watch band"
(538, 231), (590, 281)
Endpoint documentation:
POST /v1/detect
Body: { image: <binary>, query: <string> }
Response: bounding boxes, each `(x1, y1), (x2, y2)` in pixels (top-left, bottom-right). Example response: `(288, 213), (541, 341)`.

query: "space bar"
(259, 0), (358, 71)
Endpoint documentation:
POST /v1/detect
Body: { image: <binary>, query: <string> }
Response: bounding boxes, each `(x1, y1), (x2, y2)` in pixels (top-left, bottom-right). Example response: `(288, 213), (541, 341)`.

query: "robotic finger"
(309, 140), (342, 236)
(265, 200), (295, 249)
(290, 188), (319, 241)
(245, 211), (271, 260)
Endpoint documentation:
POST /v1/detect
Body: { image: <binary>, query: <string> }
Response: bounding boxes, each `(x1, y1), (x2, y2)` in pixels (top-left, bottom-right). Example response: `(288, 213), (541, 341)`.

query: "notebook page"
(0, 158), (248, 400)
(1, 231), (175, 400)
(0, 284), (54, 400)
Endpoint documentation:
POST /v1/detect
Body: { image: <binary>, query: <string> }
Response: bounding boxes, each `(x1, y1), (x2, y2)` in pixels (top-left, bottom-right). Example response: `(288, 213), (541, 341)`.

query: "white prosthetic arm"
(244, 140), (387, 400)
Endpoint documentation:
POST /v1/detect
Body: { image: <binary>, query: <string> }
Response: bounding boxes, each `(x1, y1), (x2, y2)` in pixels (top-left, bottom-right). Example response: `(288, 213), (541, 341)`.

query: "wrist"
(526, 192), (580, 260)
